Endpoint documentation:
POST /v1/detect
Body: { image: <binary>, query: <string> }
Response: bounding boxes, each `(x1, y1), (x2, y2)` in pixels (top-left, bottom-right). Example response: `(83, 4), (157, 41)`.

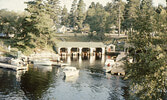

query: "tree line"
(0, 0), (166, 48)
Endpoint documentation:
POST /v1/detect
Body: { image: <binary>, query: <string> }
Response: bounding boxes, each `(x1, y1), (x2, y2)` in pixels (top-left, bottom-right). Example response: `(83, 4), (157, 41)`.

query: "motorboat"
(63, 66), (79, 77)
(105, 59), (115, 67)
(33, 59), (53, 66)
(63, 74), (79, 83)
(103, 66), (112, 73)
(103, 59), (115, 73)
(11, 58), (25, 67)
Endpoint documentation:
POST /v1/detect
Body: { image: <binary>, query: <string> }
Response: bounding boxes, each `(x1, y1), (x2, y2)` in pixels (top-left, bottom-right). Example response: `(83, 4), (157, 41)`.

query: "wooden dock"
(0, 63), (28, 71)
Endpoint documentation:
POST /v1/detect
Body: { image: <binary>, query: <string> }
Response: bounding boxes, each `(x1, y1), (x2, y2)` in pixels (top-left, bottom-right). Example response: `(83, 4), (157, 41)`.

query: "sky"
(0, 0), (166, 12)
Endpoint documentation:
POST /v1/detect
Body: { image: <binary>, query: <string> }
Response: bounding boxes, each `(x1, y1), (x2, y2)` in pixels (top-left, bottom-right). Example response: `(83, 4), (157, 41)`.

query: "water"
(0, 55), (128, 100)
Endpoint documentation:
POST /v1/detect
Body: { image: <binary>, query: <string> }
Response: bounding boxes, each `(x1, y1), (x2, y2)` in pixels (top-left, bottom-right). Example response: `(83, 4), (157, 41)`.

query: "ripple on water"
(0, 55), (128, 100)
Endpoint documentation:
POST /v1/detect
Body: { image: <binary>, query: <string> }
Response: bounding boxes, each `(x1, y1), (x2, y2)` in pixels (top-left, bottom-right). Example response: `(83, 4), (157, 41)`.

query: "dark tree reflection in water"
(0, 55), (129, 100)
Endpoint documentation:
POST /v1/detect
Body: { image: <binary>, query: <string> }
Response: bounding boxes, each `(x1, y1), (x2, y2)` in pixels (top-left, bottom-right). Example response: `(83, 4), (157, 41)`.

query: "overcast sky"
(0, 0), (166, 12)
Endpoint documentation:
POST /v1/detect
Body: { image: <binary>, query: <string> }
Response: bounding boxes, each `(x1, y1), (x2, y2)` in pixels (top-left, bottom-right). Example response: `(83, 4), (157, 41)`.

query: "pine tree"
(123, 0), (140, 31)
(105, 0), (125, 34)
(85, 2), (96, 32)
(25, 0), (54, 48)
(46, 0), (61, 24)
(69, 0), (78, 27)
(76, 0), (86, 31)
(95, 3), (107, 33)
(61, 5), (69, 26)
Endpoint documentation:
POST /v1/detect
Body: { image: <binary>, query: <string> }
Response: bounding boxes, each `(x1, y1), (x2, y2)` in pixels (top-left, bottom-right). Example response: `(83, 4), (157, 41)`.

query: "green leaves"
(24, 0), (60, 50)
(69, 0), (78, 27)
(76, 0), (86, 31)
(125, 1), (167, 99)
(61, 6), (69, 26)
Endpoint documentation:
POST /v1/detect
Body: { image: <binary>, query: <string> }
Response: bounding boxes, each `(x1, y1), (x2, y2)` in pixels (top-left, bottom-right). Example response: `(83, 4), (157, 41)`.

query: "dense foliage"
(0, 0), (60, 54)
(125, 1), (167, 99)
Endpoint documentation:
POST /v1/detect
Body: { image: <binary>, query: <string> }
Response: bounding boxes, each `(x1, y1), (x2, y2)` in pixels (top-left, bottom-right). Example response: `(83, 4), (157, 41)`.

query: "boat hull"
(103, 66), (112, 73)
(63, 70), (79, 77)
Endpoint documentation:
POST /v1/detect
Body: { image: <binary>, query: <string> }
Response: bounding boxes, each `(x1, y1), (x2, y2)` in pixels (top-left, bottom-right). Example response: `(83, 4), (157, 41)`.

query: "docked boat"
(11, 58), (26, 67)
(103, 59), (115, 73)
(33, 59), (53, 66)
(105, 59), (115, 66)
(63, 74), (79, 83)
(63, 66), (79, 77)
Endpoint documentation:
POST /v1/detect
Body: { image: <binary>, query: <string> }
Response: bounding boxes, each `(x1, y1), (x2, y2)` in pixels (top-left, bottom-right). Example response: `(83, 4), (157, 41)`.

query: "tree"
(46, 0), (61, 24)
(0, 10), (33, 51)
(125, 1), (167, 99)
(105, 0), (125, 34)
(86, 3), (108, 33)
(69, 0), (78, 27)
(95, 3), (108, 39)
(76, 0), (86, 31)
(0, 10), (18, 37)
(85, 2), (108, 40)
(123, 0), (140, 32)
(104, 2), (114, 33)
(25, 0), (54, 48)
(11, 14), (34, 51)
(61, 5), (69, 26)
(133, 0), (155, 33)
(85, 2), (96, 32)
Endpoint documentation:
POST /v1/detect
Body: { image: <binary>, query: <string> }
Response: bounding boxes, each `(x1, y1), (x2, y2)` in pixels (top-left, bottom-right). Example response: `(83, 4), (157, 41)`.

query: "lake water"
(0, 55), (128, 100)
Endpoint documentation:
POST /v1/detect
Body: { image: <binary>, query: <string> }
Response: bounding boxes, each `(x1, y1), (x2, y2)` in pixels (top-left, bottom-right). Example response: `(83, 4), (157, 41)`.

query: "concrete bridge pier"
(90, 48), (95, 56)
(67, 47), (71, 56)
(90, 55), (95, 65)
(67, 56), (71, 64)
(102, 48), (105, 55)
(79, 47), (82, 56)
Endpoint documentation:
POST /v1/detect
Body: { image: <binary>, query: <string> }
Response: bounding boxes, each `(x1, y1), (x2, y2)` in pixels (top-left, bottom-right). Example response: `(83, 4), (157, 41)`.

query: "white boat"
(103, 59), (115, 73)
(64, 74), (79, 83)
(63, 66), (79, 77)
(105, 59), (115, 66)
(11, 58), (24, 66)
(103, 65), (113, 73)
(33, 59), (53, 66)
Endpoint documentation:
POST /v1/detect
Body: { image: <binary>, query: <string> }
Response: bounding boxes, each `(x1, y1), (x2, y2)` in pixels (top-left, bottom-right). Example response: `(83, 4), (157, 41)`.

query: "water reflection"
(33, 65), (53, 72)
(78, 56), (82, 66)
(90, 55), (95, 65)
(20, 67), (56, 100)
(67, 56), (71, 64)
(0, 69), (28, 99)
(0, 55), (128, 100)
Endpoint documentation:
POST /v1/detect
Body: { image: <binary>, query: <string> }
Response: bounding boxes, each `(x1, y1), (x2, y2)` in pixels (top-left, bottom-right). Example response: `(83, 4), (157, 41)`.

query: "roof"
(56, 42), (105, 48)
